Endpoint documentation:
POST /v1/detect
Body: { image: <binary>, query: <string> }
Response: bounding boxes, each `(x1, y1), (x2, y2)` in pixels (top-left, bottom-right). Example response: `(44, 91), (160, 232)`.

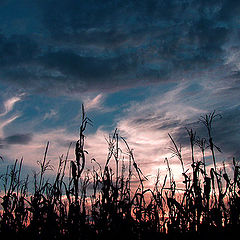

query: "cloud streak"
(0, 115), (20, 137)
(0, 95), (23, 137)
(0, 96), (22, 117)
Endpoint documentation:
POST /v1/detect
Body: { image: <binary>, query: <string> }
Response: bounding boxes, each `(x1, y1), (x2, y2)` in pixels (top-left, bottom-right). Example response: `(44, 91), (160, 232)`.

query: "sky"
(0, 0), (240, 184)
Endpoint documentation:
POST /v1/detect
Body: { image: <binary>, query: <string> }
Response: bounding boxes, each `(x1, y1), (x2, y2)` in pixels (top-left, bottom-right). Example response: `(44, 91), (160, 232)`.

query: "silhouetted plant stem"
(1, 109), (240, 240)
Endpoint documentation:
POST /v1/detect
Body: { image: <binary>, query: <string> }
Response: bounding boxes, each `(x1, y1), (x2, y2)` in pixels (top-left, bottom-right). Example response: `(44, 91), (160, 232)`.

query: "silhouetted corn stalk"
(0, 110), (240, 240)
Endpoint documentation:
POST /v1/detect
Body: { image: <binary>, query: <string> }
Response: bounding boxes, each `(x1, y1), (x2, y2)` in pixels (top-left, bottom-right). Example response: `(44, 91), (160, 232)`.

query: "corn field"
(0, 108), (240, 240)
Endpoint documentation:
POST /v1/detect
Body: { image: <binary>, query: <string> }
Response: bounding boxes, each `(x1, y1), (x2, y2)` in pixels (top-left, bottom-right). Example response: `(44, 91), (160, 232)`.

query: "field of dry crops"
(1, 108), (240, 240)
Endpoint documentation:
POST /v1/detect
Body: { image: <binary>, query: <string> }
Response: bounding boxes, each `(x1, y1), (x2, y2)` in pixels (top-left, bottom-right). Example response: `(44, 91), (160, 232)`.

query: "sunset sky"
(0, 0), (240, 183)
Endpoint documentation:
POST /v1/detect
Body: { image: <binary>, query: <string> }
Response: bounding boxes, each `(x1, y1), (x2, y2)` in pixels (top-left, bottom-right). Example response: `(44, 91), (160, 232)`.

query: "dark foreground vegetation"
(0, 108), (240, 240)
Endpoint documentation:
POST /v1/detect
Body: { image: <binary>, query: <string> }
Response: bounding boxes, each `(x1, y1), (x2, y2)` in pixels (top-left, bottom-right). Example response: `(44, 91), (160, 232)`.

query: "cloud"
(0, 133), (33, 149)
(0, 95), (22, 117)
(0, 94), (24, 137)
(4, 133), (33, 144)
(0, 0), (240, 96)
(111, 79), (240, 179)
(0, 114), (20, 137)
(84, 93), (105, 111)
(43, 109), (58, 120)
(83, 93), (114, 113)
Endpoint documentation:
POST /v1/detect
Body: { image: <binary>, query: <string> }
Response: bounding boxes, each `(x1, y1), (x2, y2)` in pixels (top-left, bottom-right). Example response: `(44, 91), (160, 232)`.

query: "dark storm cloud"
(0, 133), (33, 147)
(4, 133), (33, 144)
(0, 133), (32, 149)
(0, 34), (38, 67)
(0, 0), (240, 95)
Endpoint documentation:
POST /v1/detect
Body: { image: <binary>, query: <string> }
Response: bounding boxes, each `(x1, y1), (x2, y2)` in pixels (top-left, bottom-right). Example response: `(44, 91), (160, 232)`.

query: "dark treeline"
(0, 107), (240, 240)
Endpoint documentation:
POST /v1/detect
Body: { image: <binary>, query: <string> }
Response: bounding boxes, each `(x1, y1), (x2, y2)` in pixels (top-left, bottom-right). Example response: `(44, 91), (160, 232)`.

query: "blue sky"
(0, 0), (240, 182)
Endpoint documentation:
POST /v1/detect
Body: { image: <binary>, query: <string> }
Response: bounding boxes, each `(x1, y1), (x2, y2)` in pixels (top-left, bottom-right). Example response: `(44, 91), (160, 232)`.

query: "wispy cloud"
(43, 109), (58, 120)
(0, 94), (24, 139)
(84, 93), (105, 112)
(0, 95), (23, 137)
(0, 95), (22, 117)
(0, 115), (20, 137)
(111, 80), (240, 181)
